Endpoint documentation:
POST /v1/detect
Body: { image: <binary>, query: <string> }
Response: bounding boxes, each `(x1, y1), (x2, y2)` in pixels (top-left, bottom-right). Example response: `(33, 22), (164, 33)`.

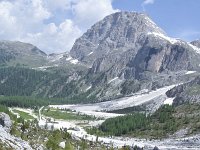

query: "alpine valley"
(1, 12), (200, 150)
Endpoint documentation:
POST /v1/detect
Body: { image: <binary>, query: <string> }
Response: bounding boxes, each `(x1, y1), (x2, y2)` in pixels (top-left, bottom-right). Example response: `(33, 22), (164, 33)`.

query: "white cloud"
(0, 0), (117, 53)
(0, 1), (19, 39)
(72, 0), (118, 29)
(142, 0), (155, 11)
(143, 0), (155, 5)
(21, 20), (82, 53)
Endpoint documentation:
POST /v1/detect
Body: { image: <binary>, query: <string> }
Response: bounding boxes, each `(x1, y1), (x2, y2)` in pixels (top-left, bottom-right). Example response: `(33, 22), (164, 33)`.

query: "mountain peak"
(70, 11), (165, 63)
(0, 40), (47, 56)
(103, 11), (165, 33)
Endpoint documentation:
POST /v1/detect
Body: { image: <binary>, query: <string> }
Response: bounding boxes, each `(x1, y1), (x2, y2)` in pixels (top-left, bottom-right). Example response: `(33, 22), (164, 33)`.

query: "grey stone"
(0, 112), (12, 132)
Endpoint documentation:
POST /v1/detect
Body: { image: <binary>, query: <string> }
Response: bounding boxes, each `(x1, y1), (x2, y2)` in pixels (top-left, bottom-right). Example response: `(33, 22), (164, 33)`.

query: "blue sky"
(113, 0), (200, 41)
(0, 0), (199, 53)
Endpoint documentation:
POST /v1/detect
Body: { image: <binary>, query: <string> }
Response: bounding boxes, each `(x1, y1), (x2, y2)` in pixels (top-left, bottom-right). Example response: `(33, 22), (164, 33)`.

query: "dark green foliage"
(100, 104), (200, 138)
(46, 130), (62, 149)
(0, 104), (10, 114)
(0, 49), (15, 64)
(0, 96), (49, 108)
(99, 105), (178, 138)
(0, 67), (51, 96)
(0, 66), (96, 103)
(79, 139), (88, 150)
(21, 121), (30, 132)
(0, 104), (17, 121)
(108, 105), (146, 114)
(65, 141), (74, 150)
(100, 113), (148, 136)
(0, 94), (98, 109)
(151, 105), (175, 124)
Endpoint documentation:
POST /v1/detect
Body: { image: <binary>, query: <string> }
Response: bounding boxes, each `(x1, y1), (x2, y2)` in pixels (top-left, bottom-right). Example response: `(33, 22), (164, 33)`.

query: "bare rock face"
(70, 11), (200, 81)
(0, 125), (33, 150)
(0, 113), (33, 149)
(166, 76), (200, 106)
(70, 12), (165, 65)
(67, 11), (200, 101)
(0, 112), (12, 132)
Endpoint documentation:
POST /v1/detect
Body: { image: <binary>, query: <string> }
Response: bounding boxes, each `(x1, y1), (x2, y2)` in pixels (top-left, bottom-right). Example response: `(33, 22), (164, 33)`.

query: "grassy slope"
(42, 108), (96, 121)
(13, 109), (35, 120)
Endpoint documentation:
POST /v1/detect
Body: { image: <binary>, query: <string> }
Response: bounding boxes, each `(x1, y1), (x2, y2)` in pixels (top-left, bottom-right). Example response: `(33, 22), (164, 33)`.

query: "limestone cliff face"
(70, 12), (165, 64)
(70, 12), (200, 81)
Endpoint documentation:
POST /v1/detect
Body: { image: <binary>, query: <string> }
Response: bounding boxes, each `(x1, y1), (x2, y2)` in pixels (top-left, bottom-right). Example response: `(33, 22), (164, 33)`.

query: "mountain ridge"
(0, 11), (199, 103)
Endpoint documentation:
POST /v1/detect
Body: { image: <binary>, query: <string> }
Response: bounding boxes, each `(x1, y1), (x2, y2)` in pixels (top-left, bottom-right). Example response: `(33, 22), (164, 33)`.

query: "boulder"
(0, 112), (12, 132)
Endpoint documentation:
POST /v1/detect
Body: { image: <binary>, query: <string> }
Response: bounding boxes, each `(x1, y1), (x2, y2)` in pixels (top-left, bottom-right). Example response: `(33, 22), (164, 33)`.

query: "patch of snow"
(38, 66), (51, 70)
(144, 16), (157, 26)
(108, 77), (119, 84)
(85, 86), (92, 91)
(65, 56), (79, 64)
(148, 32), (178, 44)
(164, 98), (175, 105)
(1, 78), (7, 84)
(48, 54), (63, 62)
(66, 56), (72, 61)
(185, 71), (196, 75)
(32, 65), (57, 71)
(87, 52), (93, 56)
(188, 43), (200, 54)
(70, 59), (79, 64)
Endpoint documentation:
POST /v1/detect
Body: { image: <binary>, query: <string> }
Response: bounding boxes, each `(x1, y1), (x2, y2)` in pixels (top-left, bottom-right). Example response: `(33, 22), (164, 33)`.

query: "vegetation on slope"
(0, 67), (51, 96)
(42, 107), (96, 121)
(13, 109), (35, 120)
(94, 104), (200, 139)
(0, 96), (50, 108)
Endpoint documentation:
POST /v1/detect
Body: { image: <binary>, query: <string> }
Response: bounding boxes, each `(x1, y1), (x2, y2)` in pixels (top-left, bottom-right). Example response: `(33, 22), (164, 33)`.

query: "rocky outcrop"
(191, 40), (200, 48)
(0, 112), (12, 132)
(0, 125), (33, 150)
(0, 113), (33, 150)
(166, 76), (200, 106)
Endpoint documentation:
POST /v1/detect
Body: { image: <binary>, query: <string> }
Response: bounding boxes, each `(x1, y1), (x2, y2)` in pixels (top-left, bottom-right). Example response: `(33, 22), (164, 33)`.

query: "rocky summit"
(67, 12), (200, 101)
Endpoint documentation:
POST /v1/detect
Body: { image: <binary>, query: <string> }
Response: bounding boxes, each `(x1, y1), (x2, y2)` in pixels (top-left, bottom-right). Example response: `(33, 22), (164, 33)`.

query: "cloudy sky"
(0, 0), (199, 53)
